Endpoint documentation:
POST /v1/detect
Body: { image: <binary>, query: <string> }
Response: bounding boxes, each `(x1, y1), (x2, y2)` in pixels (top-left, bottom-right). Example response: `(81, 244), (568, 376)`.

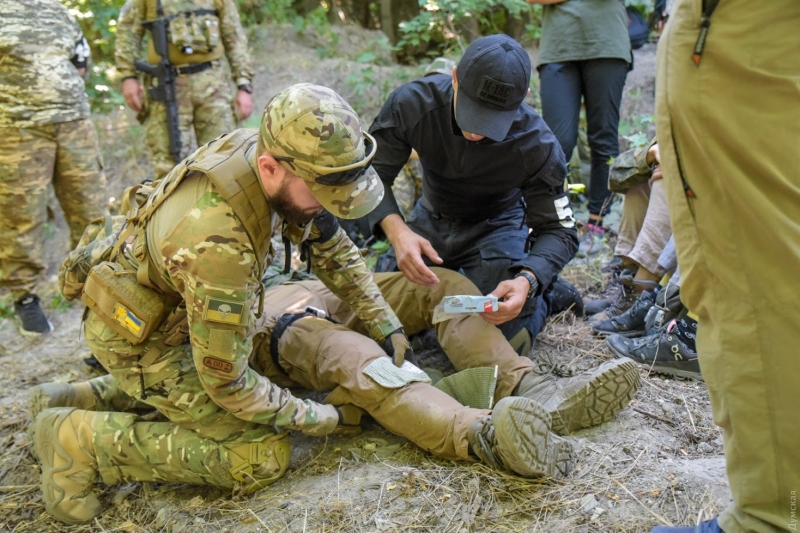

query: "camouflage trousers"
(78, 268), (536, 489)
(144, 62), (236, 179)
(0, 119), (108, 299)
(82, 310), (289, 493)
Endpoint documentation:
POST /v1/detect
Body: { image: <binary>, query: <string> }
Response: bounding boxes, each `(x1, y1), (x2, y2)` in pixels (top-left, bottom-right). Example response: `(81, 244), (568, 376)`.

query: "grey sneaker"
(14, 294), (53, 335)
(467, 397), (574, 478)
(514, 359), (641, 435)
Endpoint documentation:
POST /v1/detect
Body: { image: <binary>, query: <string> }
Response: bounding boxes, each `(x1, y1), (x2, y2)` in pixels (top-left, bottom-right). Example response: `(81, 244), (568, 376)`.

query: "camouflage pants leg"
(0, 126), (51, 298)
(51, 118), (109, 248)
(83, 311), (289, 491)
(0, 120), (106, 298)
(250, 283), (491, 462)
(145, 63), (235, 179)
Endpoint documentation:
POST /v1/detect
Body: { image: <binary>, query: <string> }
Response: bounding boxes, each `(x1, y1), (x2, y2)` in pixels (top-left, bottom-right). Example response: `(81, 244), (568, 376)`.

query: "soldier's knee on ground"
(225, 432), (291, 495)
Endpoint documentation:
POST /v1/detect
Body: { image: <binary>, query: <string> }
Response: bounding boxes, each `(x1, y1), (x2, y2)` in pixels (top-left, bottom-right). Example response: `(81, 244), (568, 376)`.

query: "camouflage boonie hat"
(261, 83), (384, 220)
(424, 57), (456, 77)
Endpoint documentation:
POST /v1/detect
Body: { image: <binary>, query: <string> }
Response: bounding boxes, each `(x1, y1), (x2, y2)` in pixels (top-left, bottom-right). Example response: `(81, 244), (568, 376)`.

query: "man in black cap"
(365, 34), (580, 354)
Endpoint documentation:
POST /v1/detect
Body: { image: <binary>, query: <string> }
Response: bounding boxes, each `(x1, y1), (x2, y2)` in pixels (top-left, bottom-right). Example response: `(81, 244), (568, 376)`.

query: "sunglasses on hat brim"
(273, 132), (377, 186)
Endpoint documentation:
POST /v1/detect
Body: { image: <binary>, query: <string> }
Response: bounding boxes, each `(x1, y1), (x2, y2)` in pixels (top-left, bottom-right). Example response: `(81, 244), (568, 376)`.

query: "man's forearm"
(379, 213), (408, 244)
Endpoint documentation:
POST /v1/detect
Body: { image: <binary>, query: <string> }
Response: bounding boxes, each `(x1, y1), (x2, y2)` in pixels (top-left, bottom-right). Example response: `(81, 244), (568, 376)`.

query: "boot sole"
(549, 359), (642, 435)
(35, 408), (100, 525)
(491, 397), (574, 478)
(607, 342), (704, 381)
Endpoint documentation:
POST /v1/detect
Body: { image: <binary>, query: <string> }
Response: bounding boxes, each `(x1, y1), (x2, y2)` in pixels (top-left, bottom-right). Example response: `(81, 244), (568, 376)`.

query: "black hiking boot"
(14, 294), (53, 335)
(588, 278), (659, 323)
(584, 269), (633, 316)
(606, 316), (701, 380)
(547, 277), (584, 317)
(592, 289), (656, 337)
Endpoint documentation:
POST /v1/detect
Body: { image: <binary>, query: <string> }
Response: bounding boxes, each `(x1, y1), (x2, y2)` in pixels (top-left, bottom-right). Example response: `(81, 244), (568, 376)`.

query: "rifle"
(134, 0), (181, 164)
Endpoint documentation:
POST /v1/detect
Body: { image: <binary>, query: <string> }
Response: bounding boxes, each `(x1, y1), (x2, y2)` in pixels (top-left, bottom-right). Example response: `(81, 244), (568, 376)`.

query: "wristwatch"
(237, 84), (254, 94)
(514, 271), (539, 300)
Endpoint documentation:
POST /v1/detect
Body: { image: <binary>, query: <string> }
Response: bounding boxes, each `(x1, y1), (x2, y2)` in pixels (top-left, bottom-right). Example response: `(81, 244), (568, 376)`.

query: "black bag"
(627, 6), (650, 50)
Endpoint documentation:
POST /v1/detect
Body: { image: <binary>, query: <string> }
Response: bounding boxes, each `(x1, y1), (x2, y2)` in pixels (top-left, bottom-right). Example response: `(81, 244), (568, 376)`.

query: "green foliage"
(50, 293), (73, 313)
(344, 37), (414, 113)
(0, 295), (13, 320)
(62, 0), (127, 113)
(396, 0), (540, 57)
(624, 0), (653, 17)
(619, 111), (654, 149)
(235, 0), (297, 25)
(293, 5), (340, 59)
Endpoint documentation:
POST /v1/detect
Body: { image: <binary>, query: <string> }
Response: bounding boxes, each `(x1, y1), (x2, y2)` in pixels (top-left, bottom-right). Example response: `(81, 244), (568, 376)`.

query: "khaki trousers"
(251, 269), (536, 461)
(615, 179), (672, 276)
(657, 1), (800, 531)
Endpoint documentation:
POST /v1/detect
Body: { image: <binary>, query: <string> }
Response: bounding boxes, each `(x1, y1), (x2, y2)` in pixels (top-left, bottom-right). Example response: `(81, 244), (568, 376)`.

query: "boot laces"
(470, 416), (503, 470)
(532, 351), (573, 378)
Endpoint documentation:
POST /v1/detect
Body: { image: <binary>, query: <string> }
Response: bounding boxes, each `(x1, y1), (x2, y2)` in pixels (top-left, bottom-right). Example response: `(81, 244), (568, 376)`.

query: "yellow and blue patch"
(113, 303), (145, 338)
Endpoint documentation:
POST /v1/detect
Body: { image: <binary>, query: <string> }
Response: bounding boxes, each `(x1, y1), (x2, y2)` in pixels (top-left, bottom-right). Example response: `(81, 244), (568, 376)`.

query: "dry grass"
(0, 257), (726, 532)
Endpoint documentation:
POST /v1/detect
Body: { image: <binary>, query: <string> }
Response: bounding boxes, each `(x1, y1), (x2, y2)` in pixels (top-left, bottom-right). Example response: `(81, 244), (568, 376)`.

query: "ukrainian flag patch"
(204, 297), (244, 325)
(113, 303), (145, 339)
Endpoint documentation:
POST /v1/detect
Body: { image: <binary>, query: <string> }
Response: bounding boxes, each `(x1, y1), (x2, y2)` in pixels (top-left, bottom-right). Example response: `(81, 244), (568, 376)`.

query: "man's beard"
(267, 180), (318, 226)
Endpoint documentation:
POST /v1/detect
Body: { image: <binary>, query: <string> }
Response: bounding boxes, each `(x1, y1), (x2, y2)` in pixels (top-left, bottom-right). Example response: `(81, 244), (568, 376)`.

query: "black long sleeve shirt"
(366, 74), (578, 291)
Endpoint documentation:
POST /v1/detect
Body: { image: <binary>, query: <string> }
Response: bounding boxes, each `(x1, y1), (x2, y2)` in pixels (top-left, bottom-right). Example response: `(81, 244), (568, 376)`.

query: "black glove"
(380, 328), (415, 367)
(332, 404), (365, 436)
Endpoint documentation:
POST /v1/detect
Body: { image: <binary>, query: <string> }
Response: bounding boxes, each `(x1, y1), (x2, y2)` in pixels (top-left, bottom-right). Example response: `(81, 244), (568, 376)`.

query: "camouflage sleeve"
(287, 218), (402, 341)
(115, 0), (146, 79)
(216, 0), (254, 87)
(160, 190), (338, 434)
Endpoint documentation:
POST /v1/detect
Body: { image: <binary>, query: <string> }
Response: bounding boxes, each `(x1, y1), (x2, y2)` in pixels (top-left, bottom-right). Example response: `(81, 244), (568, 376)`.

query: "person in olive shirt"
(528, 0), (632, 254)
(365, 35), (580, 354)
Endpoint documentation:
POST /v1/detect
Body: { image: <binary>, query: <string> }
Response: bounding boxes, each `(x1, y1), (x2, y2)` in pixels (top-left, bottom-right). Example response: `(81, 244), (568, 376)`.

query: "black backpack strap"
(692, 0), (721, 66)
(269, 307), (337, 371)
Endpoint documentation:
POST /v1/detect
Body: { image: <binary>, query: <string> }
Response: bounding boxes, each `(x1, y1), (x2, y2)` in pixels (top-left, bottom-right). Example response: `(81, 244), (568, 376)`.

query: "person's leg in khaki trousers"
(656, 1), (800, 531)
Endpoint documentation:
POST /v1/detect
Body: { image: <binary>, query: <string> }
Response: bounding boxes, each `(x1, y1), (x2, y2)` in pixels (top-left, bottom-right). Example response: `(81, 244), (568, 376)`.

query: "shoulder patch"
(203, 356), (233, 373)
(203, 297), (244, 325)
(208, 328), (237, 359)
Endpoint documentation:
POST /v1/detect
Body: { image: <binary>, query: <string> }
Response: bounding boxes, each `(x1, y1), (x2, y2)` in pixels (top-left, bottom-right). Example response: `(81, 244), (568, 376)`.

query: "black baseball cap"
(455, 34), (531, 142)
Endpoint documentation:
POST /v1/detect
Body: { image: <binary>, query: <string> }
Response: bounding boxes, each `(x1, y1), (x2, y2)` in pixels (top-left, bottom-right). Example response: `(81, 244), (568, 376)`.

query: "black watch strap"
(237, 84), (253, 94)
(514, 271), (538, 299)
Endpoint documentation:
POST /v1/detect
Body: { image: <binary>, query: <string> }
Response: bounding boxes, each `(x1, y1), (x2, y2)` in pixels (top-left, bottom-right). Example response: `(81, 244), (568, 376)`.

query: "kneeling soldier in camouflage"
(30, 84), (576, 525)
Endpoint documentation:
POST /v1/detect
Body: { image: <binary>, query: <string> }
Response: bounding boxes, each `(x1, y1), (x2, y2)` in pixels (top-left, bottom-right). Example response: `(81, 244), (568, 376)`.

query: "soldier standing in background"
(0, 0), (109, 335)
(115, 0), (255, 178)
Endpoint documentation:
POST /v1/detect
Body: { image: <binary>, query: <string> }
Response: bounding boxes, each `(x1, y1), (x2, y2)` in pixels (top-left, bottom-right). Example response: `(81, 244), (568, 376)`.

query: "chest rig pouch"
(145, 0), (223, 65)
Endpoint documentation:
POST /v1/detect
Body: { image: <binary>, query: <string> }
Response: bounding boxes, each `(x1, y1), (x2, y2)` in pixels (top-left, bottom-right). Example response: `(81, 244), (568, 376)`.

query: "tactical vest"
(117, 128), (275, 329)
(145, 0), (224, 65)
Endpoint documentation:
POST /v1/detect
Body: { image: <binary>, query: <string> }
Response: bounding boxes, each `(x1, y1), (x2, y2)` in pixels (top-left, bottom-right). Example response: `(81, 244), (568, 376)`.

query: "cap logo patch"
(476, 76), (514, 107)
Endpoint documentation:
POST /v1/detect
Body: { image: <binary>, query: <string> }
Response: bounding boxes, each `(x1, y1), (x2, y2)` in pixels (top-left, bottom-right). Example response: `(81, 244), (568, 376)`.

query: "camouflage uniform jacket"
(115, 0), (253, 87)
(123, 129), (401, 428)
(0, 0), (91, 128)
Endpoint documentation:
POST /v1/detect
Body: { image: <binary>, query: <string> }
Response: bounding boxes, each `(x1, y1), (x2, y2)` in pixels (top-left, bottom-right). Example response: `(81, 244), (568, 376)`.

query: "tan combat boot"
(514, 359), (641, 436)
(467, 397), (574, 478)
(34, 408), (103, 524)
(30, 374), (146, 421)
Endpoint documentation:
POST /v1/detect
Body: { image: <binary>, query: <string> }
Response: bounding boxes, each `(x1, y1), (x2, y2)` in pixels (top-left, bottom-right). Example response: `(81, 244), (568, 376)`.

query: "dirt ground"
(0, 25), (730, 533)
